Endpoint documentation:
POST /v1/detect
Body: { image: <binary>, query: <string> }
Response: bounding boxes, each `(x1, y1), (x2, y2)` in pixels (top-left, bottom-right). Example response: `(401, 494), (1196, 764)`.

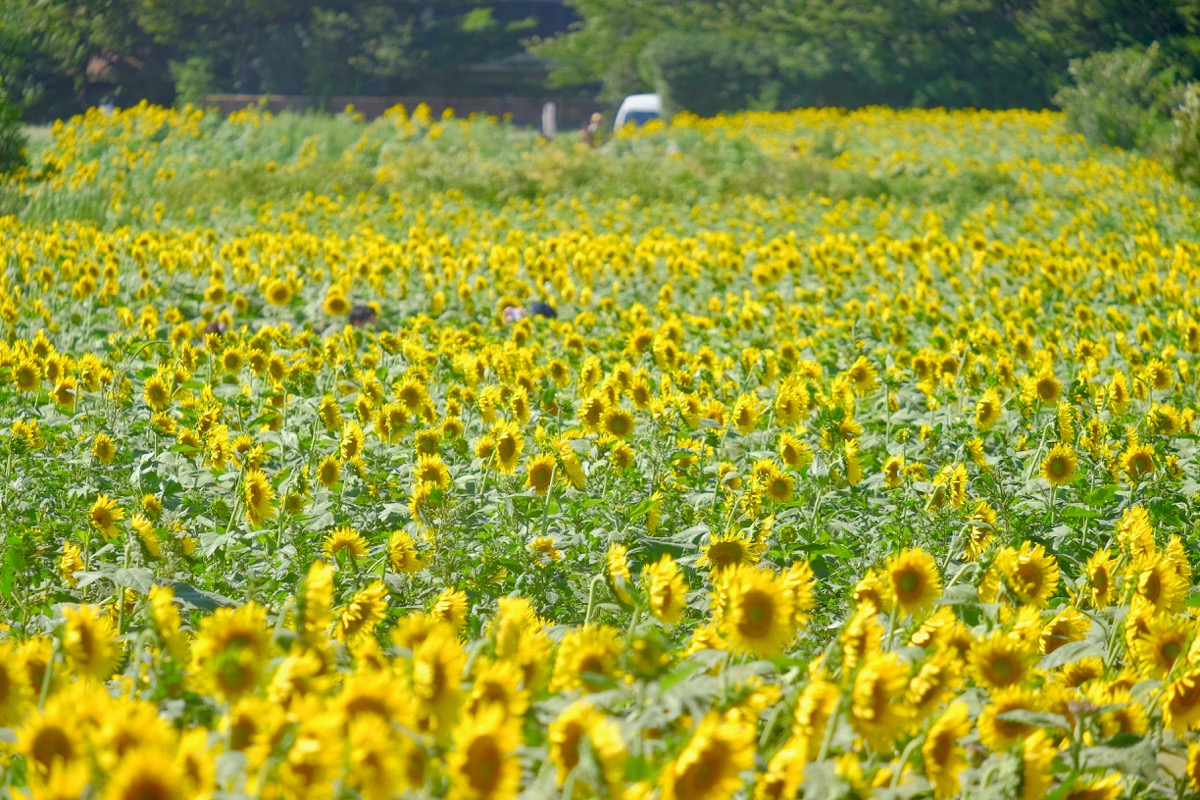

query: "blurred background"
(4, 0), (1200, 123)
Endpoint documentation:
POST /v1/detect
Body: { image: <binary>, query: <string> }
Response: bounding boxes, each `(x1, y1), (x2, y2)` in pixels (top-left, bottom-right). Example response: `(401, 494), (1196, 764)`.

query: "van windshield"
(625, 110), (660, 126)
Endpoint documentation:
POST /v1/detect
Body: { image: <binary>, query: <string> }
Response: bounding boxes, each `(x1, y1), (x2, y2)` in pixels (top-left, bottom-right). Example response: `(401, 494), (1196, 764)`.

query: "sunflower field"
(1, 102), (1200, 799)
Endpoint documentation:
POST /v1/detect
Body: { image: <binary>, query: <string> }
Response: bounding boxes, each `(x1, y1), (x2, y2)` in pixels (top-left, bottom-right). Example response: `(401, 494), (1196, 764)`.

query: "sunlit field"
(1, 102), (1199, 799)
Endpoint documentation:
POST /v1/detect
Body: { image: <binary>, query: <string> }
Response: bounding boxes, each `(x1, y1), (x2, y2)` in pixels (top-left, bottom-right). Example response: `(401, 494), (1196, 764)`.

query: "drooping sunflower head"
(698, 530), (765, 574)
(323, 526), (368, 561)
(885, 548), (942, 617)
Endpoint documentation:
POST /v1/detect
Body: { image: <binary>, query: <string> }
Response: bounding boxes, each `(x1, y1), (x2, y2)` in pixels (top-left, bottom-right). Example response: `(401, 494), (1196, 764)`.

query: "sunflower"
(601, 405), (635, 439)
(1033, 372), (1061, 405)
(129, 513), (161, 558)
(850, 651), (913, 752)
(525, 453), (556, 495)
(337, 581), (389, 644)
(527, 535), (562, 566)
(490, 597), (540, 661)
(907, 653), (962, 723)
(643, 554), (687, 625)
(731, 394), (761, 435)
(1119, 442), (1156, 481)
(1062, 774), (1124, 800)
(551, 624), (624, 693)
(660, 712), (755, 800)
(61, 604), (120, 680)
(754, 738), (806, 800)
(432, 587), (469, 631)
(852, 569), (888, 614)
(1130, 612), (1192, 678)
(1083, 548), (1119, 608)
(844, 355), (878, 394)
(969, 630), (1035, 691)
(763, 421), (800, 460)
(102, 745), (185, 800)
(548, 700), (600, 786)
(781, 560), (816, 627)
(757, 462), (795, 503)
(923, 701), (971, 799)
(0, 642), (29, 726)
(447, 707), (521, 800)
(977, 685), (1040, 751)
(242, 469), (276, 526)
(885, 548), (942, 616)
(1036, 606), (1089, 656)
(792, 678), (840, 755)
(882, 454), (905, 488)
(89, 493), (124, 540)
(606, 542), (634, 606)
(264, 277), (293, 306)
(1021, 730), (1057, 800)
(698, 530), (766, 573)
(341, 420), (366, 461)
(610, 440), (635, 469)
(409, 626), (466, 738)
(13, 358), (41, 392)
(348, 718), (407, 800)
(323, 526), (368, 560)
(1040, 442), (1078, 486)
(317, 454), (340, 488)
(491, 422), (524, 475)
(996, 541), (1060, 607)
(465, 658), (529, 720)
(720, 566), (795, 658)
(17, 704), (80, 776)
(190, 602), (272, 701)
(1133, 555), (1187, 616)
(974, 388), (1002, 430)
(841, 605), (884, 673)
(59, 541), (84, 587)
(302, 560), (335, 643)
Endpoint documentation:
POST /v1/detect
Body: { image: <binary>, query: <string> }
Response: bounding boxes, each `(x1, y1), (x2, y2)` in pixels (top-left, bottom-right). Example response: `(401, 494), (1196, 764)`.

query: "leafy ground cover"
(0, 103), (1199, 799)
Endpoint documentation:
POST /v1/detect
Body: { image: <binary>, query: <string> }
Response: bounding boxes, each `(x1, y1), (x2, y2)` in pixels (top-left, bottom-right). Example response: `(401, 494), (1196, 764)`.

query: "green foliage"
(1054, 44), (1179, 150)
(0, 79), (28, 176)
(168, 57), (216, 108)
(1167, 82), (1200, 183)
(642, 31), (799, 117)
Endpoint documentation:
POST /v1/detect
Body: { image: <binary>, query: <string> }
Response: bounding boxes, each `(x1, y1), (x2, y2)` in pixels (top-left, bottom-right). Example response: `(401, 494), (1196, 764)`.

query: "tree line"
(3, 0), (1200, 123)
(533, 0), (1200, 114)
(0, 0), (544, 122)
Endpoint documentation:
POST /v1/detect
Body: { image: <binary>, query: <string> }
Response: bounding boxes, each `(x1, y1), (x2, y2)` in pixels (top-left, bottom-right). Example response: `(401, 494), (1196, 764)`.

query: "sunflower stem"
(890, 733), (923, 788)
(817, 695), (841, 762)
(583, 573), (604, 626)
(37, 640), (57, 709)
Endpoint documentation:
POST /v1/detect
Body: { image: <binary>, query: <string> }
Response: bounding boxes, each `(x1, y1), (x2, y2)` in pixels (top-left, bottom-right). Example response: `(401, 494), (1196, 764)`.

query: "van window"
(625, 110), (660, 127)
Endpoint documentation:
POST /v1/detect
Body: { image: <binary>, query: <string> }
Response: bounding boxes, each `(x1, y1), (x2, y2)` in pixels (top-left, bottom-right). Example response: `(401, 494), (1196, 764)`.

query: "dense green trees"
(534, 0), (1200, 112)
(5, 0), (1200, 121)
(1, 0), (535, 121)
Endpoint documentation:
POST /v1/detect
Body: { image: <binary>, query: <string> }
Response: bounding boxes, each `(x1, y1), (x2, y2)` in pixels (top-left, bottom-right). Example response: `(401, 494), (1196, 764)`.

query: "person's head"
(349, 304), (377, 328)
(529, 301), (558, 319)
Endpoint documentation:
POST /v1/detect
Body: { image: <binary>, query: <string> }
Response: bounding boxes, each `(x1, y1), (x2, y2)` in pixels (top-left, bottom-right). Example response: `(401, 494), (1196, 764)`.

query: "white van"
(614, 94), (662, 130)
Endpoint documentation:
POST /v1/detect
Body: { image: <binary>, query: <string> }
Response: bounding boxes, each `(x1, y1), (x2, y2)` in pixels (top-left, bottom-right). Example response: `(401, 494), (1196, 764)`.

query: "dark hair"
(349, 304), (377, 327)
(529, 301), (557, 319)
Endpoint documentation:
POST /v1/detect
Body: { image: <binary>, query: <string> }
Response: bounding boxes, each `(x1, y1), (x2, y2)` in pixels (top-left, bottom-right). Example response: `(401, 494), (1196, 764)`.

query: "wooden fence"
(202, 94), (603, 131)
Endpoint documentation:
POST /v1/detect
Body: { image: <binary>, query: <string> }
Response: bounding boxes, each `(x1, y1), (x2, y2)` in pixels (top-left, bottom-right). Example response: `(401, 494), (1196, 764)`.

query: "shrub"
(1053, 44), (1178, 150)
(641, 31), (788, 118)
(1167, 82), (1200, 184)
(0, 78), (27, 175)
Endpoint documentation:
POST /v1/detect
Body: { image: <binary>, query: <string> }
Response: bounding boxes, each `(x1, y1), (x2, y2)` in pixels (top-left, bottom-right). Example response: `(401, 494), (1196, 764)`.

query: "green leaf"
(1038, 639), (1102, 671)
(995, 709), (1071, 731)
